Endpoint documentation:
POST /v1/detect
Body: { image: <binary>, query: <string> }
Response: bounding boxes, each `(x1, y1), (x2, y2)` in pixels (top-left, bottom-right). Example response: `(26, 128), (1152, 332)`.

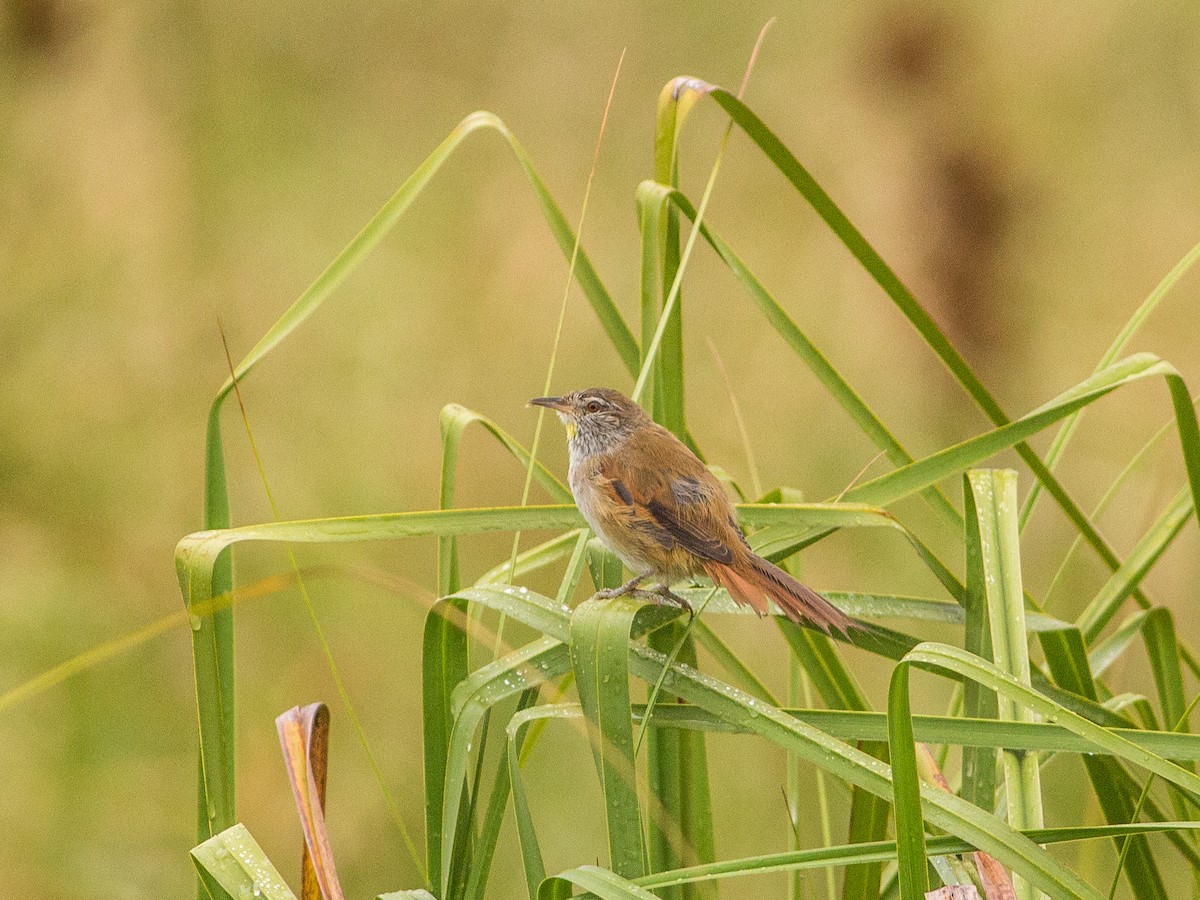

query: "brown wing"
(599, 424), (743, 564)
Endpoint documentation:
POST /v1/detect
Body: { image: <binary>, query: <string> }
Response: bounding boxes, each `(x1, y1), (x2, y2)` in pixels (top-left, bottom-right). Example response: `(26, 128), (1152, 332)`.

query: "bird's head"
(529, 387), (648, 453)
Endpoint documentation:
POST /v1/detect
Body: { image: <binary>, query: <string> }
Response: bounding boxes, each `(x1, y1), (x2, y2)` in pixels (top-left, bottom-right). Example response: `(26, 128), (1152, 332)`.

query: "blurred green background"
(4, 2), (1200, 897)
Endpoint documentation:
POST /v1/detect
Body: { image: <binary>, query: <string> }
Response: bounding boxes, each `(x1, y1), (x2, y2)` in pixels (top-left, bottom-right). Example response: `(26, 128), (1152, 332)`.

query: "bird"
(529, 387), (853, 634)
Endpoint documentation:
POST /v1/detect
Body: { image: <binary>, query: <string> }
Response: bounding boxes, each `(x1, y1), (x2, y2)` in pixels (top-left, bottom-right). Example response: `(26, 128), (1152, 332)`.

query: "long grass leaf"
(632, 823), (1200, 891)
(570, 598), (649, 879)
(1021, 241), (1200, 528)
(960, 476), (998, 815)
(1076, 487), (1194, 643)
(636, 180), (961, 529)
(969, 470), (1042, 900)
(449, 586), (1101, 898)
(191, 824), (298, 900)
(439, 404), (572, 595)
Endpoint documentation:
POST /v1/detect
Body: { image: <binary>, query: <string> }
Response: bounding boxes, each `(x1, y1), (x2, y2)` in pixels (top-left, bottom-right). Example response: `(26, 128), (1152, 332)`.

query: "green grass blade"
(570, 597), (648, 879)
(439, 404), (572, 595)
(635, 180), (959, 530)
(645, 621), (717, 900)
(423, 598), (470, 894)
(475, 530), (585, 587)
(633, 706), (1200, 758)
(779, 621), (868, 710)
(691, 620), (776, 704)
(885, 663), (929, 898)
(1041, 633), (1170, 900)
(539, 864), (663, 900)
(464, 687), (540, 900)
(960, 476), (998, 814)
(210, 111), (633, 411)
(969, 470), (1043, 899)
(843, 740), (891, 900)
(1021, 240), (1200, 529)
(1077, 486), (1194, 642)
(632, 823), (1200, 891)
(191, 824), (298, 900)
(1143, 609), (1191, 740)
(442, 635), (573, 897)
(178, 506), (585, 569)
(903, 643), (1200, 798)
(846, 355), (1181, 509)
(507, 704), (569, 898)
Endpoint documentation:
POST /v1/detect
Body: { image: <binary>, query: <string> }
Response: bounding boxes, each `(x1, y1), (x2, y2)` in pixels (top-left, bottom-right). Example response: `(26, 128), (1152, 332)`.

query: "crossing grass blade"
(438, 586), (1108, 898)
(189, 106), (637, 870)
(1076, 486), (1195, 643)
(632, 705), (1200, 758)
(679, 81), (1200, 611)
(539, 864), (663, 900)
(570, 598), (649, 880)
(172, 71), (1200, 900)
(968, 470), (1043, 900)
(438, 403), (572, 595)
(1021, 240), (1200, 529)
(634, 180), (960, 530)
(630, 823), (1200, 892)
(191, 824), (298, 900)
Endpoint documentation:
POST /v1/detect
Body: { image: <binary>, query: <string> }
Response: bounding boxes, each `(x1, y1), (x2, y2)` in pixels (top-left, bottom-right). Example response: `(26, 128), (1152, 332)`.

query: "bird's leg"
(651, 583), (694, 619)
(596, 572), (650, 600)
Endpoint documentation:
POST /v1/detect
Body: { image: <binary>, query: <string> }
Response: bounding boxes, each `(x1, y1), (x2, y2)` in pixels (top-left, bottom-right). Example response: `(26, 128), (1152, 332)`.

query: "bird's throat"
(565, 421), (577, 441)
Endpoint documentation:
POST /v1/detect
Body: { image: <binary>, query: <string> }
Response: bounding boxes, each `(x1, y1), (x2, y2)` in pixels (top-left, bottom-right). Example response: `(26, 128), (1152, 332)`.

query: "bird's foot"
(596, 573), (649, 600)
(650, 584), (694, 620)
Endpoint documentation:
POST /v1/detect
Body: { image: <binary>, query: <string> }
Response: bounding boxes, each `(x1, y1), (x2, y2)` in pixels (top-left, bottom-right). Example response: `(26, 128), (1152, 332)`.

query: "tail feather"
(704, 554), (853, 635)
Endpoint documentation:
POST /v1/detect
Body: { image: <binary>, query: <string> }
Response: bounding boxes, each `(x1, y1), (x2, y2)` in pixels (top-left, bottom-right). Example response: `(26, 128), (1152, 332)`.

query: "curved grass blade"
(634, 705), (1200, 759)
(507, 704), (576, 898)
(439, 403), (572, 595)
(1045, 397), (1199, 615)
(191, 824), (298, 900)
(845, 355), (1198, 512)
(449, 584), (1104, 899)
(539, 864), (662, 900)
(1076, 485), (1194, 643)
(634, 180), (959, 530)
(276, 703), (340, 900)
(436, 588), (675, 898)
(475, 530), (586, 587)
(897, 643), (1200, 797)
(631, 823), (1200, 892)
(463, 687), (540, 900)
(644, 618), (717, 900)
(423, 597), (471, 894)
(1021, 240), (1200, 529)
(192, 107), (635, 856)
(968, 470), (1042, 900)
(571, 598), (649, 879)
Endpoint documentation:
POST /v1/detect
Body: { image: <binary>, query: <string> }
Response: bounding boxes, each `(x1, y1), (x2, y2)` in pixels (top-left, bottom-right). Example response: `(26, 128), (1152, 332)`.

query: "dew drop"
(190, 614), (203, 631)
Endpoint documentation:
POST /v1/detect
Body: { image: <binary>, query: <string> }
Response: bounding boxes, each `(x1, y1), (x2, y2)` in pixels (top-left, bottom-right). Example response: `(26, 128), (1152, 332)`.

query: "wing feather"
(599, 426), (743, 566)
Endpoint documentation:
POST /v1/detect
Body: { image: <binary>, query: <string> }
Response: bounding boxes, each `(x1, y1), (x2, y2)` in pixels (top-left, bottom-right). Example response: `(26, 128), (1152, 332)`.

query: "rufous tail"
(703, 554), (853, 635)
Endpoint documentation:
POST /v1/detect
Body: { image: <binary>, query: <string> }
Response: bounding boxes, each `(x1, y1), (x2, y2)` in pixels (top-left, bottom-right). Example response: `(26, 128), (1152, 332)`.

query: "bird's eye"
(586, 400), (602, 413)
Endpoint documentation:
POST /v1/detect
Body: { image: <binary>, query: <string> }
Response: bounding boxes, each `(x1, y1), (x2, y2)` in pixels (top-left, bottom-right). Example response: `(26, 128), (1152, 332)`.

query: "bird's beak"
(529, 396), (569, 412)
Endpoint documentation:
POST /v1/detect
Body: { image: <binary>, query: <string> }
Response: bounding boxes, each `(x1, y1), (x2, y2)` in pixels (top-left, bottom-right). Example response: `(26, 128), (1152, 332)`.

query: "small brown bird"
(530, 388), (852, 634)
